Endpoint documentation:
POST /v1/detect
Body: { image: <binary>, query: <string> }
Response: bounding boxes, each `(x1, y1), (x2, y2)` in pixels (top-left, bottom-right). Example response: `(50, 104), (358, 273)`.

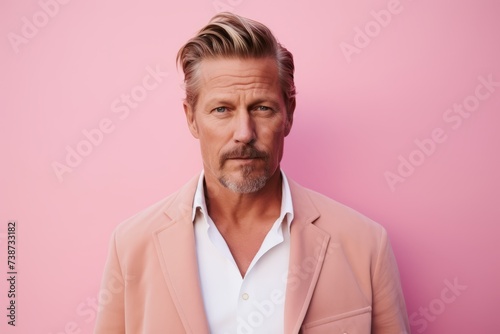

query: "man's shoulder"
(112, 175), (199, 242)
(290, 179), (387, 242)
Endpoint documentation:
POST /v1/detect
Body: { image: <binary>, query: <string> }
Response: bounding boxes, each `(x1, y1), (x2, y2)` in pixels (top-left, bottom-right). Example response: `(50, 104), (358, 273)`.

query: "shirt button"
(242, 293), (249, 300)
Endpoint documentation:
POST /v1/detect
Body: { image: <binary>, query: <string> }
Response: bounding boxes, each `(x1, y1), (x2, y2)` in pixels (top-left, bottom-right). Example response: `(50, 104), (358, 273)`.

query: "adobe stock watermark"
(409, 278), (467, 333)
(339, 0), (413, 63)
(231, 237), (335, 334)
(385, 74), (499, 192)
(230, 288), (285, 334)
(212, 0), (244, 13)
(48, 269), (132, 334)
(7, 0), (72, 54)
(51, 64), (168, 183)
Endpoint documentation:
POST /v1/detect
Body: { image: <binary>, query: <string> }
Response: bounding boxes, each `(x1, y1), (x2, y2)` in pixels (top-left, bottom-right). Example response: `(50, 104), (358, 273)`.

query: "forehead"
(197, 57), (280, 96)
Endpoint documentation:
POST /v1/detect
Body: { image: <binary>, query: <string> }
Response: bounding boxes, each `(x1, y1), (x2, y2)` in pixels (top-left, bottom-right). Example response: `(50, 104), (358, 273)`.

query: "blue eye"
(256, 106), (271, 111)
(214, 107), (227, 113)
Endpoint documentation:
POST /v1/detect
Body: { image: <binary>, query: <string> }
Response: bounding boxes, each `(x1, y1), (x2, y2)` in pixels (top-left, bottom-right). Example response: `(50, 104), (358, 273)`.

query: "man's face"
(184, 57), (293, 194)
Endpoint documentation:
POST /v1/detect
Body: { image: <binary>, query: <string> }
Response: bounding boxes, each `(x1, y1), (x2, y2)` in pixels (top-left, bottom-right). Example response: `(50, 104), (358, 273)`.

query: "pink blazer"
(94, 176), (410, 333)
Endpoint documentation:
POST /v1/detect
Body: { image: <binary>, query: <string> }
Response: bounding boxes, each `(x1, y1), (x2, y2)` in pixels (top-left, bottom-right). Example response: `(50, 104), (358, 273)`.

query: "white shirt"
(192, 171), (294, 334)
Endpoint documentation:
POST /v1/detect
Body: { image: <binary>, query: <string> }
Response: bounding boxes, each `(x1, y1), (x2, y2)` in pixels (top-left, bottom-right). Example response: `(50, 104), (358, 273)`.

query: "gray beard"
(218, 165), (269, 194)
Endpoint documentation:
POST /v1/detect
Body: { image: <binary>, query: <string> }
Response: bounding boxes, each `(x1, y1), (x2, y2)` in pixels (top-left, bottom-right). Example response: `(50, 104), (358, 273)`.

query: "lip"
(227, 157), (260, 162)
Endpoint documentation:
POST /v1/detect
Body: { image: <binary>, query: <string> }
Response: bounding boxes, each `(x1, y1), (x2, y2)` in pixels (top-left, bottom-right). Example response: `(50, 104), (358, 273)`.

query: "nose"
(233, 110), (256, 145)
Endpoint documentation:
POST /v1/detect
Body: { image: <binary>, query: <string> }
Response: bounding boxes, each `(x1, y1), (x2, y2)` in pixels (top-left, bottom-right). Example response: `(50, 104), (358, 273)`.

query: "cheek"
(261, 127), (286, 157)
(270, 123), (287, 155)
(198, 132), (224, 164)
(259, 118), (285, 138)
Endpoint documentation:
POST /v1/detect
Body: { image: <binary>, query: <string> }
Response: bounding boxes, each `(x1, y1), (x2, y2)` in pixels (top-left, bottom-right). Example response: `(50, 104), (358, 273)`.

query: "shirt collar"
(191, 170), (294, 229)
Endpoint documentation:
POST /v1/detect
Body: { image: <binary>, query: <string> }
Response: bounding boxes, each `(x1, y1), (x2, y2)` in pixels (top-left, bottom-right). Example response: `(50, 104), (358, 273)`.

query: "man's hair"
(176, 12), (296, 113)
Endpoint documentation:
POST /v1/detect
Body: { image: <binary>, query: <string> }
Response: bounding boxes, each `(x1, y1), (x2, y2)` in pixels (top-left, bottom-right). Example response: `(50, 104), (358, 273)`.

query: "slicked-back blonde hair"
(176, 12), (296, 113)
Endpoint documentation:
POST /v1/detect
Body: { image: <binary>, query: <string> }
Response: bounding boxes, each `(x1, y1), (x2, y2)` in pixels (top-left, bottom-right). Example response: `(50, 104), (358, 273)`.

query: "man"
(94, 12), (410, 334)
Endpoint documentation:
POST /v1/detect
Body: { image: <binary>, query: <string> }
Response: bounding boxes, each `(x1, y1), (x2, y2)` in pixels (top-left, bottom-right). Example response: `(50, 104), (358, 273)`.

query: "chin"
(218, 174), (268, 194)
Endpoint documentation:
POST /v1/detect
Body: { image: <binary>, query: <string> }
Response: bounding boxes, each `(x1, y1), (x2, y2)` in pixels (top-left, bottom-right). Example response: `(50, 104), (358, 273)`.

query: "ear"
(284, 108), (294, 137)
(183, 102), (199, 139)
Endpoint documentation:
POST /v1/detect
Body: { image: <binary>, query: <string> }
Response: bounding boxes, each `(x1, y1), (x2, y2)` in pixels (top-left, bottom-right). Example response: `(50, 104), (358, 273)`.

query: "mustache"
(220, 145), (269, 165)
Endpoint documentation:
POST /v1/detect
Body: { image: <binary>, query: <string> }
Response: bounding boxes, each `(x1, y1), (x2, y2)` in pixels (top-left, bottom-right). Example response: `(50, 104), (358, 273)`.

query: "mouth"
(227, 157), (260, 162)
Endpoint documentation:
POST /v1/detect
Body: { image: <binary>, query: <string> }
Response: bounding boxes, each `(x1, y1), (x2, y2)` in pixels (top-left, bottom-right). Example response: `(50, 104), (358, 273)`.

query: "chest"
(194, 216), (291, 333)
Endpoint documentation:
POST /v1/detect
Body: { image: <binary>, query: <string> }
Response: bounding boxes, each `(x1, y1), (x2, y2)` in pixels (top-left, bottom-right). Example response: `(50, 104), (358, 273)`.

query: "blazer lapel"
(284, 180), (330, 334)
(153, 176), (210, 334)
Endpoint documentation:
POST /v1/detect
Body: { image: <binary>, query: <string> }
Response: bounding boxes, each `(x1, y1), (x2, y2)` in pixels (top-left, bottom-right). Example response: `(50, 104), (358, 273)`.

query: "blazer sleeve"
(94, 231), (126, 334)
(371, 229), (411, 334)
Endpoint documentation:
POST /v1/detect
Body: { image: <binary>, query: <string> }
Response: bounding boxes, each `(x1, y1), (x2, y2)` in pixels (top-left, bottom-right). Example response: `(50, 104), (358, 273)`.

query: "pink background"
(1, 0), (499, 333)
